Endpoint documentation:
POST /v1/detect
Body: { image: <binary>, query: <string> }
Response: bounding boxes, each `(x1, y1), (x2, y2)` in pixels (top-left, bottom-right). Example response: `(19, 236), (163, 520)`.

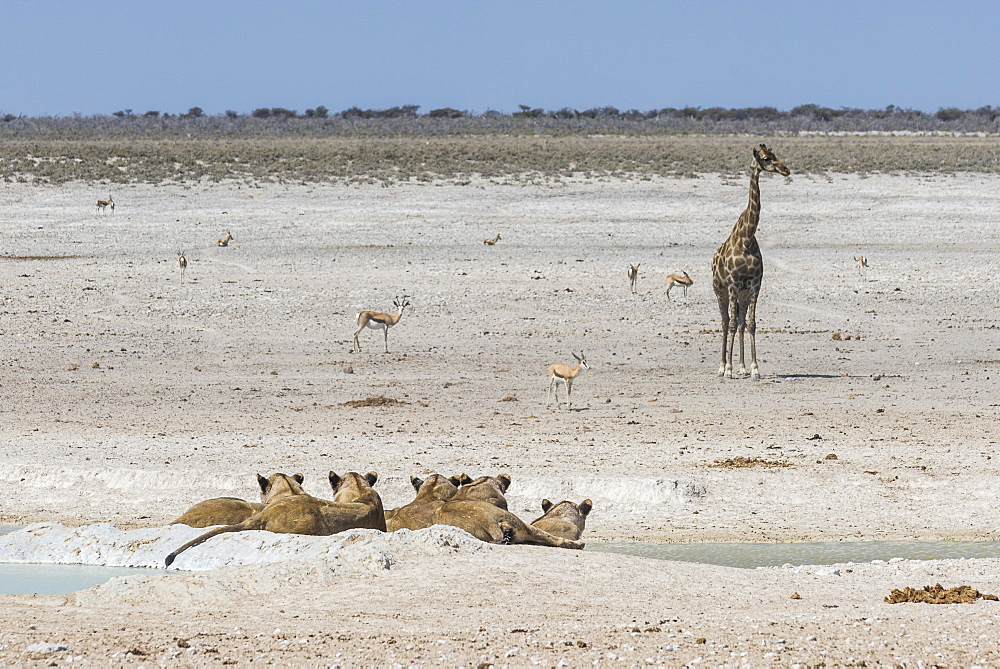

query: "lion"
(386, 473), (468, 532)
(170, 473), (306, 528)
(530, 499), (592, 541)
(431, 499), (584, 550)
(450, 473), (511, 509)
(165, 471), (385, 567)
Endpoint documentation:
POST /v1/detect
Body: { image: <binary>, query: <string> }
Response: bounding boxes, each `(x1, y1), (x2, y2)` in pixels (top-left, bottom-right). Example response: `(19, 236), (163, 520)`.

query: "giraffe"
(711, 144), (790, 380)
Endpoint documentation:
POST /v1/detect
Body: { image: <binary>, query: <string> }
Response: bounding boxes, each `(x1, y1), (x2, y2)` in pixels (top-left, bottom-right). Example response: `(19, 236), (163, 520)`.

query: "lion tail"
(165, 523), (246, 567)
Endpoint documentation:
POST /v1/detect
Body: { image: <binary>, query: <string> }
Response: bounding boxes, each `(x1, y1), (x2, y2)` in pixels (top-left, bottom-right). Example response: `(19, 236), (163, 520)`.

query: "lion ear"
(541, 499), (553, 513)
(292, 473), (304, 484)
(410, 475), (424, 491)
(497, 473), (512, 492)
(257, 474), (269, 494)
(328, 472), (341, 489)
(365, 471), (379, 487)
(580, 500), (593, 516)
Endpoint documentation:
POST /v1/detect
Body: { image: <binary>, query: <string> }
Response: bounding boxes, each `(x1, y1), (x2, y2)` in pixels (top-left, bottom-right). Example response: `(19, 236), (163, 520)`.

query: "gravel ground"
(1, 172), (999, 665)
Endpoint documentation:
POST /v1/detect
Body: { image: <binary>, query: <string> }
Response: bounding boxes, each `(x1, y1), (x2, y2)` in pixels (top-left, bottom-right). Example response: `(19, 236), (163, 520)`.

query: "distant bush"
(428, 107), (466, 118)
(341, 105), (420, 119)
(513, 105), (545, 118)
(0, 103), (996, 145)
(935, 107), (964, 121)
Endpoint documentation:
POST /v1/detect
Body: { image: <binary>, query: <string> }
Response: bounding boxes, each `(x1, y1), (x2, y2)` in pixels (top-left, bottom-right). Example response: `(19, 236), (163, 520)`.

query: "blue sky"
(4, 1), (998, 117)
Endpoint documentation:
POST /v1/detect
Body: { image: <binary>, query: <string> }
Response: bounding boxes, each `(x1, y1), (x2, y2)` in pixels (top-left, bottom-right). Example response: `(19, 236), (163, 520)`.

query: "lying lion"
(386, 473), (468, 532)
(450, 473), (511, 509)
(530, 499), (592, 541)
(171, 473), (306, 528)
(431, 473), (582, 549)
(432, 500), (584, 549)
(165, 471), (385, 567)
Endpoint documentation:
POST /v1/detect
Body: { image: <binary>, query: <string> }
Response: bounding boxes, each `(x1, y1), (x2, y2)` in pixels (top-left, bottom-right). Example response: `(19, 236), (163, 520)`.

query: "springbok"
(176, 251), (187, 283)
(665, 271), (693, 300)
(353, 295), (411, 353)
(217, 231), (234, 247)
(854, 255), (868, 282)
(547, 351), (589, 410)
(483, 233), (501, 246)
(96, 195), (114, 215)
(627, 264), (640, 294)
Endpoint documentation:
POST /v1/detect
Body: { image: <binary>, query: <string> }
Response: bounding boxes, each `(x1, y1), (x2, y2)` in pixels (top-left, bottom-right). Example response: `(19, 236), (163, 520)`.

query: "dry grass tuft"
(0, 136), (997, 185)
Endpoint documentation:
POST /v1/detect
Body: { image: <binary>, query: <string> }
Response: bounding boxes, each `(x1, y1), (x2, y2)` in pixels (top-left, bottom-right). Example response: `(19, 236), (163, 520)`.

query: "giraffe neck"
(727, 164), (763, 252)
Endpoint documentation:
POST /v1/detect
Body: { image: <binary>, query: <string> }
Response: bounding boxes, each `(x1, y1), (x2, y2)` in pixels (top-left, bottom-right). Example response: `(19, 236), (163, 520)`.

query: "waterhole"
(0, 525), (167, 594)
(589, 540), (1000, 569)
(0, 563), (163, 595)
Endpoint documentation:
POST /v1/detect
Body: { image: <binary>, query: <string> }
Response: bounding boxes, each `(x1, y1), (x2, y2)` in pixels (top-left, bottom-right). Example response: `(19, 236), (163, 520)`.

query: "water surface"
(589, 540), (1000, 569)
(0, 563), (164, 595)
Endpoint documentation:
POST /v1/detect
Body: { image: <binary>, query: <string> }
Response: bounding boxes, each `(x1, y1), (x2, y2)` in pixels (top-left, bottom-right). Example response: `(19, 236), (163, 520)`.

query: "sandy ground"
(1, 172), (1000, 664)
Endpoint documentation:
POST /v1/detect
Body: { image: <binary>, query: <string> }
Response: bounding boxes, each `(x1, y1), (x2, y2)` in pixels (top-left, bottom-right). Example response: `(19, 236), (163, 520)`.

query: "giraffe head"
(753, 144), (790, 176)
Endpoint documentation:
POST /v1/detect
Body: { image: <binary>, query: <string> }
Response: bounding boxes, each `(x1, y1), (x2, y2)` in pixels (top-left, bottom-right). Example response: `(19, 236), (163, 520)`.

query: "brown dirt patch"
(710, 456), (792, 469)
(339, 396), (410, 408)
(2, 255), (86, 261)
(885, 584), (999, 604)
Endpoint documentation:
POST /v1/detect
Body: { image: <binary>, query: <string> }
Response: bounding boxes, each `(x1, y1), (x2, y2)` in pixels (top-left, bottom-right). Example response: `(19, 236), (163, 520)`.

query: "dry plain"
(1, 169), (999, 665)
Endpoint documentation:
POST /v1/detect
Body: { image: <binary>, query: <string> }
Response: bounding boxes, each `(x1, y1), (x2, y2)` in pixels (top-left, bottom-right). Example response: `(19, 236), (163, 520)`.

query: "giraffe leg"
(747, 294), (760, 380)
(715, 288), (730, 376)
(725, 293), (739, 378)
(735, 300), (749, 378)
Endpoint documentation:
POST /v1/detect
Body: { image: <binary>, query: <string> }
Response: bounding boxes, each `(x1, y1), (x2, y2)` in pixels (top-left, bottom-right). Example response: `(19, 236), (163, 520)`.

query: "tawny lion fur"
(170, 473), (306, 528)
(432, 473), (584, 549)
(530, 499), (593, 541)
(385, 473), (469, 532)
(165, 471), (385, 566)
(449, 473), (511, 510)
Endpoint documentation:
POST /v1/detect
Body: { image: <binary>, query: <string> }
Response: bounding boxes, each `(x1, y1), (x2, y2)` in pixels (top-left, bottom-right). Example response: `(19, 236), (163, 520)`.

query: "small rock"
(26, 642), (67, 654)
(342, 364), (354, 374)
(790, 592), (801, 599)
